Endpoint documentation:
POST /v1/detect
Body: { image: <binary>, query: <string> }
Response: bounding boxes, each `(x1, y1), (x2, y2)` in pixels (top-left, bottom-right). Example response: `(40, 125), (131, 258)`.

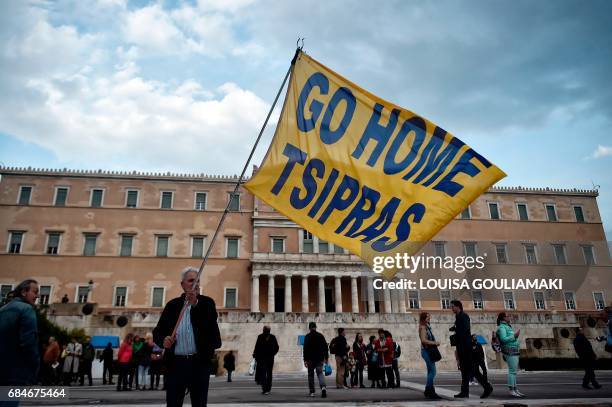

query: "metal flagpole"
(169, 42), (304, 341)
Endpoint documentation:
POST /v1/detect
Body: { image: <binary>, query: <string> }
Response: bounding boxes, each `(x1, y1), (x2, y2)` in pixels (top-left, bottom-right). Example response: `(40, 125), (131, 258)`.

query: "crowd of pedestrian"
(1, 277), (610, 405)
(115, 332), (165, 391)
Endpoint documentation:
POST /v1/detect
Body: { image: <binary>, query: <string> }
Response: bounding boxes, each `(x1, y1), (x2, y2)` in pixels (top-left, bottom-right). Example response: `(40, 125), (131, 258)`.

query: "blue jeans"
(421, 348), (436, 387)
(138, 365), (149, 388)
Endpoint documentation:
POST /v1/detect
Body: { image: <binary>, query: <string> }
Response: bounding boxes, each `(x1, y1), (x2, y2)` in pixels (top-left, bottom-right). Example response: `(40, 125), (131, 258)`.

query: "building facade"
(1, 167), (610, 372)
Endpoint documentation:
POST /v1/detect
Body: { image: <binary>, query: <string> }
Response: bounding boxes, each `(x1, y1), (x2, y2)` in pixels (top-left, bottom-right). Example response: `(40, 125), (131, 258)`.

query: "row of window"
(460, 202), (587, 223)
(438, 290), (605, 312)
(15, 186), (241, 211)
(433, 240), (597, 266)
(6, 229), (599, 266)
(14, 185), (589, 223)
(7, 231), (241, 258)
(0, 284), (239, 309)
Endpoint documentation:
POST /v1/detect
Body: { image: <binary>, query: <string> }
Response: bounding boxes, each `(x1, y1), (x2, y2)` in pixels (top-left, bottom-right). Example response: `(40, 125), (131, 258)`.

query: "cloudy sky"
(1, 0), (611, 239)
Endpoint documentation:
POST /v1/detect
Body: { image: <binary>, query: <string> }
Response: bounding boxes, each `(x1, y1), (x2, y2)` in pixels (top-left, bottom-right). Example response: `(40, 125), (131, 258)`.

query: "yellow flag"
(246, 51), (505, 278)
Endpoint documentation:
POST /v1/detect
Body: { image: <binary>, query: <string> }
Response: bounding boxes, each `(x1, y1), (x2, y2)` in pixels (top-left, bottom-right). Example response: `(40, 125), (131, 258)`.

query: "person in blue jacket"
(0, 279), (40, 388)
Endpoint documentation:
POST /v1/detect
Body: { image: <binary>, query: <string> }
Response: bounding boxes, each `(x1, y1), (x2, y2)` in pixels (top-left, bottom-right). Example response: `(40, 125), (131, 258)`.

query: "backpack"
(491, 333), (502, 353)
(329, 337), (337, 355)
(393, 342), (401, 359)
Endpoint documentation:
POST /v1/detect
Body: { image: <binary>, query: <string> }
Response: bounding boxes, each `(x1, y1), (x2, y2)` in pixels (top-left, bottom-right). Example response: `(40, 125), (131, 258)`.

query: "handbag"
(248, 358), (257, 376)
(426, 345), (442, 363)
(323, 363), (332, 376)
(449, 334), (457, 347)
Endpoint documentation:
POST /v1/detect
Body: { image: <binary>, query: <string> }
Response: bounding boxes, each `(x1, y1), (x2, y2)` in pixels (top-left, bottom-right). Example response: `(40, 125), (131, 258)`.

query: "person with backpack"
(365, 335), (381, 388)
(79, 336), (95, 386)
(497, 312), (524, 397)
(389, 331), (401, 388)
(451, 300), (493, 399)
(329, 327), (350, 389)
(303, 322), (328, 398)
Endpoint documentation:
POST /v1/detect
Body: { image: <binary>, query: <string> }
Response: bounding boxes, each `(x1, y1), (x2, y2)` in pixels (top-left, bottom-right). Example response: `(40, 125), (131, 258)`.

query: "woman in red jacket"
(117, 333), (134, 391)
(374, 329), (395, 388)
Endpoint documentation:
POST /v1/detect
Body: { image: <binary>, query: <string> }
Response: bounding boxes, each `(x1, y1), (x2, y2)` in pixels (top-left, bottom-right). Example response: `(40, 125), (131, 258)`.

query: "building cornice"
(0, 166), (246, 184)
(0, 167), (599, 197)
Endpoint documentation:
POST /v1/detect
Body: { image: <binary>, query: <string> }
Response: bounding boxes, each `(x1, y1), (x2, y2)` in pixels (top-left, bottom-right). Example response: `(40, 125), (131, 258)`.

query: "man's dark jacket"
(253, 333), (279, 363)
(331, 335), (349, 358)
(82, 342), (95, 362)
(574, 333), (596, 360)
(454, 311), (472, 353)
(101, 345), (114, 363)
(0, 298), (39, 385)
(303, 331), (328, 363)
(153, 294), (221, 366)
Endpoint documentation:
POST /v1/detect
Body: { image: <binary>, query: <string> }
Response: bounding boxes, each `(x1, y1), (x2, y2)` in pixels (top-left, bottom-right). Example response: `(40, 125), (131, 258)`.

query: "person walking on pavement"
(42, 336), (60, 385)
(63, 336), (82, 385)
(574, 327), (602, 390)
(330, 327), (350, 389)
(374, 329), (394, 389)
(79, 336), (95, 386)
(471, 334), (488, 384)
(129, 335), (142, 389)
(252, 325), (279, 395)
(496, 312), (524, 397)
(302, 322), (328, 398)
(153, 266), (222, 407)
(352, 333), (367, 388)
(223, 351), (235, 382)
(135, 334), (153, 390)
(389, 331), (401, 388)
(451, 300), (493, 399)
(117, 333), (133, 391)
(366, 335), (381, 388)
(0, 279), (40, 389)
(149, 342), (163, 390)
(101, 342), (114, 385)
(419, 312), (442, 399)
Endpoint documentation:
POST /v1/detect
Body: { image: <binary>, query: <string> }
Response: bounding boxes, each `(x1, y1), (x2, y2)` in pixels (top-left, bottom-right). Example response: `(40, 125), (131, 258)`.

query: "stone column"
(251, 275), (260, 312)
(335, 276), (343, 313)
(383, 288), (392, 314)
(318, 276), (326, 312)
(367, 277), (375, 314)
(268, 275), (275, 312)
(390, 289), (398, 313)
(285, 275), (292, 313)
(351, 276), (359, 313)
(301, 275), (309, 312)
(398, 286), (407, 313)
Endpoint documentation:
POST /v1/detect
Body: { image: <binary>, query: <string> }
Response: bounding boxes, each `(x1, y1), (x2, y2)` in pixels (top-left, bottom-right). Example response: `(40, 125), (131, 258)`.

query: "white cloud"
(0, 2), (271, 173)
(124, 4), (189, 54)
(121, 2), (263, 58)
(592, 145), (612, 159)
(196, 0), (256, 13)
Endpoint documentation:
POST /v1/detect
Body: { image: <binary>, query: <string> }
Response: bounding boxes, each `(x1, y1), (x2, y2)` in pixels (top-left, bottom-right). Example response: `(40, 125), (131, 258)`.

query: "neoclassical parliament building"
(1, 166), (610, 372)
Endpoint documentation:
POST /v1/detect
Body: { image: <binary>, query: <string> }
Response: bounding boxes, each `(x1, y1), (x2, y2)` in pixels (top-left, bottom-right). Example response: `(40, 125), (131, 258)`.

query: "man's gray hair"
(15, 279), (38, 298)
(180, 266), (199, 282)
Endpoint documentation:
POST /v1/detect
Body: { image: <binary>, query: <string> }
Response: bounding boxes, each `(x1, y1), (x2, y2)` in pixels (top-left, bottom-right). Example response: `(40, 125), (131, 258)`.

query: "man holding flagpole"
(153, 267), (221, 407)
